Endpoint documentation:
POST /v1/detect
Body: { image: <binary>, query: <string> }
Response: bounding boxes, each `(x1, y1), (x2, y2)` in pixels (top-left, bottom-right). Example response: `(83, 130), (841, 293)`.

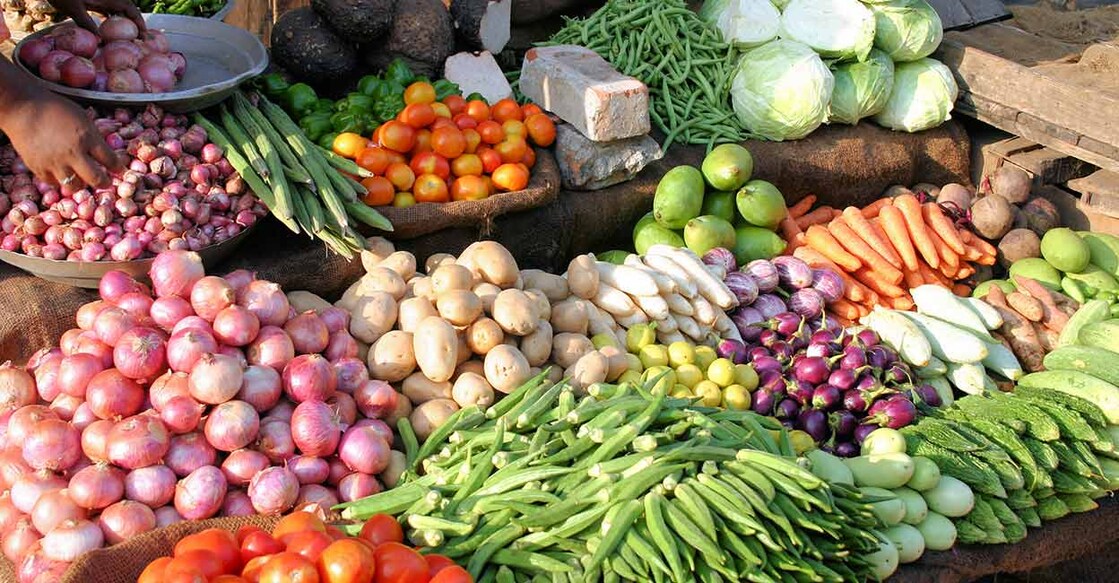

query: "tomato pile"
(332, 82), (557, 207)
(137, 511), (471, 583)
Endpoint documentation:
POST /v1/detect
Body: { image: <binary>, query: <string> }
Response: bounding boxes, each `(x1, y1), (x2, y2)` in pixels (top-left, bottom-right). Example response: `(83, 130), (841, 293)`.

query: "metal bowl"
(12, 13), (267, 112)
(0, 225), (256, 288)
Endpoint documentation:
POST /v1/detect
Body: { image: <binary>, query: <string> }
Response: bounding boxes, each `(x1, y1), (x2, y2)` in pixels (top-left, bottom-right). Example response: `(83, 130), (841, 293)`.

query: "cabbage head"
(870, 0), (943, 62)
(779, 0), (876, 61)
(769, 0), (790, 9)
(828, 49), (895, 124)
(731, 39), (835, 141)
(873, 58), (958, 132)
(699, 0), (781, 49)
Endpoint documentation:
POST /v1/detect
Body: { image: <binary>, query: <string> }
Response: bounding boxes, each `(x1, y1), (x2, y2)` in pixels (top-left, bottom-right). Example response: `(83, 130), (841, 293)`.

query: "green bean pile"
(544, 0), (747, 150)
(340, 374), (883, 583)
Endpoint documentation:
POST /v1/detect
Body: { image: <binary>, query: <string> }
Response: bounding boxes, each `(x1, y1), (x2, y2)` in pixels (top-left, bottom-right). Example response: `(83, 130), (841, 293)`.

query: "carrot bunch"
(780, 194), (997, 324)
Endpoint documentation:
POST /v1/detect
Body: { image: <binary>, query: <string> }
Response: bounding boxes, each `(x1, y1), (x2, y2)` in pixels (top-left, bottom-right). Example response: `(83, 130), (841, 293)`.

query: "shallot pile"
(18, 17), (186, 93)
(0, 250), (403, 582)
(0, 104), (267, 262)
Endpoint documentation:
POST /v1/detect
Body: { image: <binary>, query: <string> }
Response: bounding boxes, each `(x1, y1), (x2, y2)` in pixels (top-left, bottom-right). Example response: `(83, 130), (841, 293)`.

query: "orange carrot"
(788, 195), (817, 219)
(894, 194), (940, 269)
(795, 207), (836, 229)
(886, 295), (915, 311)
(793, 247), (868, 303)
(830, 298), (860, 320)
(952, 283), (972, 297)
(828, 218), (904, 285)
(955, 264), (975, 279)
(805, 225), (862, 272)
(959, 229), (997, 256)
(877, 205), (920, 272)
(831, 208), (843, 220)
(961, 245), (984, 263)
(853, 266), (906, 298)
(904, 269), (923, 290)
(925, 228), (960, 272)
(779, 215), (804, 251)
(861, 198), (893, 219)
(842, 207), (903, 269)
(855, 303), (872, 319)
(918, 260), (950, 287)
(922, 202), (967, 255)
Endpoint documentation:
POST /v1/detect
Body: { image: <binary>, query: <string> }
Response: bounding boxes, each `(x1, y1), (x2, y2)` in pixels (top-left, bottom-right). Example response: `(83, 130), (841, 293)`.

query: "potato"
(484, 345), (531, 394)
(452, 372), (495, 409)
(466, 317), (505, 355)
(398, 297), (439, 333)
(455, 359), (485, 379)
(551, 333), (595, 369)
(493, 289), (539, 336)
(425, 253), (456, 275)
(519, 320), (553, 367)
(377, 251), (417, 280)
(432, 264), (476, 295)
(349, 292), (398, 344)
(565, 351), (608, 393)
(412, 277), (437, 302)
(566, 255), (599, 300)
(458, 241), (519, 288)
(368, 330), (416, 382)
(363, 267), (408, 300)
(361, 237), (396, 273)
(288, 290), (332, 313)
(474, 282), (501, 314)
(436, 290), (483, 326)
(402, 372), (453, 404)
(545, 366), (564, 384)
(524, 289), (551, 321)
(456, 330), (472, 365)
(551, 299), (589, 335)
(413, 316), (458, 382)
(599, 345), (628, 382)
(380, 450), (407, 488)
(410, 398), (459, 441)
(521, 269), (569, 302)
(512, 275), (524, 290)
(385, 391), (412, 427)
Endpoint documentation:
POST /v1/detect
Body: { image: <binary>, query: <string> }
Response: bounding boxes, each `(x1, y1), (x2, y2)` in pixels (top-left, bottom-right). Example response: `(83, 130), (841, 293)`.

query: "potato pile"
(333, 238), (631, 441)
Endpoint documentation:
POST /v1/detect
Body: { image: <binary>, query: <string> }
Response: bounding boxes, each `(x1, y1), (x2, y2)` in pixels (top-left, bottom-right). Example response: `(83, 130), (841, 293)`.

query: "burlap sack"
(369, 150), (561, 241)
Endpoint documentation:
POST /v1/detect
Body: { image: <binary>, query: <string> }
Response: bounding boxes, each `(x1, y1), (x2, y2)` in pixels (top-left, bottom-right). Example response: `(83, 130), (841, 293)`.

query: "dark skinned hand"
(50, 0), (146, 35)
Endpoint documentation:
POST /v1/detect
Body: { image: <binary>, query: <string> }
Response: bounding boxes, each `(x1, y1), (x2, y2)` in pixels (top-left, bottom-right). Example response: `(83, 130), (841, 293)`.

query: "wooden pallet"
(980, 136), (1096, 189)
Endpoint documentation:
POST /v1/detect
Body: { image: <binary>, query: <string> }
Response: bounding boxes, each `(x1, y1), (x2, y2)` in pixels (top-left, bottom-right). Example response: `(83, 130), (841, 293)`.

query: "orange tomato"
(425, 554), (456, 577)
(361, 176), (395, 206)
(452, 113), (477, 130)
(167, 550), (225, 579)
(286, 530), (333, 563)
(385, 162), (416, 192)
(378, 121), (416, 154)
(355, 146), (393, 175)
(491, 98), (523, 123)
(451, 154), (483, 177)
(175, 528), (241, 575)
(414, 174), (450, 203)
(331, 133), (368, 159)
(359, 514), (404, 547)
(317, 539), (375, 583)
(494, 136), (528, 164)
(451, 176), (490, 201)
(492, 163), (530, 192)
(371, 124), (385, 145)
(461, 128), (481, 154)
(501, 119), (526, 139)
(477, 120), (504, 145)
(259, 552), (320, 583)
(431, 117), (457, 131)
(373, 543), (430, 583)
(522, 146), (536, 168)
(431, 127), (466, 159)
(430, 565), (473, 583)
(477, 148), (502, 174)
(521, 103), (544, 118)
(410, 152), (451, 180)
(138, 557), (172, 583)
(431, 102), (452, 118)
(393, 192), (417, 208)
(443, 94), (467, 116)
(524, 113), (557, 147)
(465, 100), (491, 122)
(411, 128), (433, 155)
(165, 570), (208, 583)
(386, 150), (407, 166)
(400, 103), (436, 129)
(403, 81), (436, 105)
(272, 512), (326, 540)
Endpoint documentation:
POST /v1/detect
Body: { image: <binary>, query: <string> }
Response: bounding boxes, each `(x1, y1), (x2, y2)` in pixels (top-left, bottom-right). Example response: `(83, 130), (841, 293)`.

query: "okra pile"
(902, 386), (1119, 545)
(339, 372), (884, 582)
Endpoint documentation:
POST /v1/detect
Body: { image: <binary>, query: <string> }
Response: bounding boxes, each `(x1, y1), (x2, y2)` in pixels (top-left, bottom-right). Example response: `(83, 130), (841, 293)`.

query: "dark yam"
(271, 8), (358, 85)
(1020, 196), (1061, 236)
(363, 0), (454, 79)
(450, 0), (511, 54)
(311, 0), (396, 44)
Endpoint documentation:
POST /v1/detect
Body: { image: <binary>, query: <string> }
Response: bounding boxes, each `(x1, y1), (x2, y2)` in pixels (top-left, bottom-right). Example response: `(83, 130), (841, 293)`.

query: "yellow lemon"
(626, 324), (657, 353)
(733, 364), (759, 391)
(693, 380), (723, 407)
(722, 384), (752, 411)
(694, 345), (717, 372)
(639, 344), (670, 369)
(667, 341), (696, 368)
(675, 364), (704, 389)
(625, 353), (643, 372)
(670, 385), (693, 399)
(706, 358), (736, 388)
(618, 370), (643, 385)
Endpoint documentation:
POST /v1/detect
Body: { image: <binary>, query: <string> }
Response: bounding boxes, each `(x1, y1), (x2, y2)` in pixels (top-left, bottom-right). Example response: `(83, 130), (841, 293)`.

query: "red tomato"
(138, 557), (172, 583)
(325, 525), (349, 541)
(237, 525), (266, 545)
(430, 566), (472, 583)
(373, 542), (430, 583)
(424, 554), (456, 577)
(359, 515), (404, 547)
(273, 512), (327, 542)
(242, 556), (272, 583)
(317, 538), (376, 583)
(242, 530), (286, 564)
(175, 528), (241, 574)
(166, 550), (223, 579)
(213, 576), (250, 583)
(286, 530), (334, 562)
(259, 552), (321, 583)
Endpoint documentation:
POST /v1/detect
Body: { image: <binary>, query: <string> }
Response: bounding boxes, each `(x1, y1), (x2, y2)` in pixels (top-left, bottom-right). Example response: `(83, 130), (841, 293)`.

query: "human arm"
(49, 0), (145, 34)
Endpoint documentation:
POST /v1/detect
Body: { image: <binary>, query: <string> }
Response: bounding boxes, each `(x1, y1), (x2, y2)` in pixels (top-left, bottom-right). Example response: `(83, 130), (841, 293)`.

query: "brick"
(555, 123), (662, 191)
(443, 51), (513, 105)
(519, 45), (649, 142)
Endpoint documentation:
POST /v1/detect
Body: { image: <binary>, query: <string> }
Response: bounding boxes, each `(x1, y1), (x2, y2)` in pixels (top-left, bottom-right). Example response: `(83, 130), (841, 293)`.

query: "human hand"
(50, 0), (145, 35)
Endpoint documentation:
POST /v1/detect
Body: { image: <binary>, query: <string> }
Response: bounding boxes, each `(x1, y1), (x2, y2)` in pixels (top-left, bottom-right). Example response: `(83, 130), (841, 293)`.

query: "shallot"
(123, 465), (175, 508)
(247, 466), (298, 515)
(41, 518), (103, 562)
(97, 499), (155, 544)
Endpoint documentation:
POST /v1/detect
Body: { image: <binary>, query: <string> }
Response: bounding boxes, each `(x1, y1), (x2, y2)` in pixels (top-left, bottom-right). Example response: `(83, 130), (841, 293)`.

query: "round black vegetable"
(270, 7), (359, 86)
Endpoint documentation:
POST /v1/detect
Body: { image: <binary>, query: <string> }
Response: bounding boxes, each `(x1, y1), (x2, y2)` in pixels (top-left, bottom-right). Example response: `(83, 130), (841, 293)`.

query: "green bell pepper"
(337, 93), (377, 114)
(358, 75), (383, 97)
(312, 98), (336, 114)
(283, 83), (319, 116)
(433, 79), (460, 101)
(257, 73), (289, 97)
(319, 132), (340, 151)
(330, 110), (377, 135)
(465, 92), (487, 104)
(384, 59), (414, 86)
(298, 112), (334, 142)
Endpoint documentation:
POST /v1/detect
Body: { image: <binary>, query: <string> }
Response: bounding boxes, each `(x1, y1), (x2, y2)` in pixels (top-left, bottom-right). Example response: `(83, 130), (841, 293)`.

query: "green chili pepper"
(319, 132), (339, 151)
(283, 83), (318, 116)
(358, 75), (383, 97)
(433, 79), (460, 101)
(257, 73), (289, 96)
(384, 59), (414, 86)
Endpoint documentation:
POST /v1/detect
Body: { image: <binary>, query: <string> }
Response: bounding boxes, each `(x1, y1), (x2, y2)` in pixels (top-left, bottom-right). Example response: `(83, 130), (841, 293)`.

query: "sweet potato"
(985, 286), (1045, 372)
(1006, 292), (1043, 322)
(1012, 276), (1070, 332)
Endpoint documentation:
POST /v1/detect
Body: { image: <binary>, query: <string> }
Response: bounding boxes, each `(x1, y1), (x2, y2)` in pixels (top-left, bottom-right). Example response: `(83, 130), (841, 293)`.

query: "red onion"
(174, 465), (226, 520)
(8, 405), (57, 445)
(247, 326), (295, 372)
(204, 400), (259, 452)
(60, 56), (96, 88)
(353, 380), (397, 420)
(295, 484), (338, 514)
(93, 307), (136, 347)
(19, 543), (70, 583)
(223, 269), (255, 293)
(284, 312), (329, 355)
(338, 426), (390, 475)
(142, 30), (171, 54)
(22, 418), (80, 472)
(107, 68), (143, 92)
(57, 353), (103, 398)
(70, 403), (98, 430)
(247, 466), (298, 515)
(0, 362), (37, 412)
(213, 305), (260, 347)
(153, 505), (182, 527)
(41, 518), (102, 562)
(149, 371), (189, 411)
(98, 271), (143, 305)
(101, 40), (140, 71)
(33, 359), (62, 402)
(325, 457), (349, 486)
(110, 234), (143, 260)
(81, 419), (114, 462)
(290, 401), (340, 458)
(159, 395), (202, 435)
(327, 393), (358, 428)
(0, 448), (33, 490)
(165, 432), (216, 477)
(263, 400), (294, 423)
(190, 275), (235, 321)
(123, 465), (175, 508)
(115, 292), (153, 320)
(352, 418), (393, 446)
(52, 25), (98, 58)
(60, 329), (84, 355)
(288, 456), (330, 485)
(18, 38), (52, 68)
(48, 394), (83, 422)
(171, 315), (210, 337)
(318, 307), (350, 334)
(107, 414), (170, 470)
(237, 281), (290, 327)
(68, 463), (124, 510)
(0, 492), (20, 533)
(324, 330), (358, 361)
(98, 499), (155, 544)
(74, 334), (114, 368)
(11, 471), (66, 514)
(86, 369), (144, 419)
(113, 327), (166, 381)
(150, 296), (194, 331)
(3, 519), (41, 563)
(283, 355), (336, 403)
(221, 449), (269, 487)
(76, 301), (110, 330)
(188, 353), (243, 405)
(99, 16), (139, 42)
(31, 489), (86, 535)
(255, 419), (295, 463)
(218, 345), (248, 367)
(221, 489), (255, 517)
(338, 473), (381, 503)
(166, 328), (217, 373)
(237, 365), (282, 412)
(149, 250), (203, 299)
(39, 50), (74, 82)
(333, 358), (369, 394)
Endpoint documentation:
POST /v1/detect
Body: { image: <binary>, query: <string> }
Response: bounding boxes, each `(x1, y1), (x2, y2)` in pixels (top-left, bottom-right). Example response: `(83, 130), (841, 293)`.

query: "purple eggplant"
(797, 409), (830, 442)
(829, 368), (857, 391)
(793, 356), (830, 385)
(914, 384), (943, 407)
(702, 247), (737, 273)
(787, 379), (814, 405)
(867, 346), (893, 370)
(758, 369), (785, 393)
(830, 410), (859, 438)
(781, 420), (796, 430)
(854, 423), (879, 443)
(788, 288), (825, 319)
(743, 260), (779, 293)
(771, 341), (794, 361)
(773, 256), (813, 290)
(856, 373), (881, 392)
(839, 345), (867, 370)
(716, 339), (747, 365)
(752, 356), (783, 375)
(866, 398), (917, 429)
(805, 342), (831, 358)
(753, 294), (787, 319)
(855, 329), (879, 347)
(723, 271), (759, 305)
(789, 335), (809, 352)
(843, 390), (869, 413)
(810, 330), (836, 345)
(883, 363), (912, 385)
(752, 389), (777, 416)
(812, 384), (842, 410)
(771, 312), (804, 337)
(775, 398), (800, 420)
(731, 306), (764, 342)
(810, 268), (846, 302)
(818, 314), (841, 334)
(746, 347), (771, 363)
(759, 329), (780, 348)
(834, 442), (860, 458)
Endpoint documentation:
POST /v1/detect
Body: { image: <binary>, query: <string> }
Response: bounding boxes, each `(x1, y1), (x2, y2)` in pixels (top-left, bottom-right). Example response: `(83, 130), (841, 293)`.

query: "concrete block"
(444, 51), (513, 104)
(555, 123), (662, 191)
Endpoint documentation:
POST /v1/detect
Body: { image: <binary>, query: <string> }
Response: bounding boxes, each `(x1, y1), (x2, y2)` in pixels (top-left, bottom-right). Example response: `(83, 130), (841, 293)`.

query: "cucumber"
(917, 356), (948, 379)
(1080, 231), (1119, 278)
(1058, 300), (1111, 348)
(912, 285), (996, 342)
(1079, 320), (1119, 354)
(1044, 345), (1119, 387)
(844, 453), (915, 489)
(861, 309), (933, 367)
(897, 311), (989, 364)
(1018, 370), (1119, 425)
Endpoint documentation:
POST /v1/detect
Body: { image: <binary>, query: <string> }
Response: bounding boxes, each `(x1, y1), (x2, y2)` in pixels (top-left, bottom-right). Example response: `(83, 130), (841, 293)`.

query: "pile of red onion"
(0, 103), (267, 262)
(0, 250), (400, 581)
(18, 17), (186, 93)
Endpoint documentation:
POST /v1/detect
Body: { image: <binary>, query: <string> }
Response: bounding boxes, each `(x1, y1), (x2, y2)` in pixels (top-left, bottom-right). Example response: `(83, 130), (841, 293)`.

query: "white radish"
(691, 296), (718, 327)
(665, 293), (693, 316)
(656, 314), (679, 333)
(642, 253), (697, 298)
(586, 303), (620, 336)
(706, 264), (727, 280)
(624, 255), (676, 294)
(648, 245), (737, 310)
(616, 309), (650, 328)
(594, 261), (660, 297)
(658, 330), (687, 344)
(715, 312), (742, 342)
(674, 314), (704, 341)
(592, 282), (639, 317)
(632, 294), (670, 320)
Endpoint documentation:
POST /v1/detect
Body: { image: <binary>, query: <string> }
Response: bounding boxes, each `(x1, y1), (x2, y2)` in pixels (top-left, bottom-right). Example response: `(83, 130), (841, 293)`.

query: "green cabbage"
(870, 0), (944, 62)
(828, 48), (895, 125)
(769, 0), (790, 9)
(698, 0), (781, 49)
(873, 58), (958, 132)
(730, 39), (834, 141)
(779, 0), (876, 61)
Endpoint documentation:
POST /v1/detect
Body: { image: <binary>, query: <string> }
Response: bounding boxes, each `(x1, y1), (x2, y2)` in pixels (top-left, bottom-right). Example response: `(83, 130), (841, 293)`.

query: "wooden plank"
(958, 0), (1011, 24)
(1070, 171), (1119, 218)
(927, 0), (1009, 30)
(945, 23), (1081, 66)
(1034, 184), (1119, 236)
